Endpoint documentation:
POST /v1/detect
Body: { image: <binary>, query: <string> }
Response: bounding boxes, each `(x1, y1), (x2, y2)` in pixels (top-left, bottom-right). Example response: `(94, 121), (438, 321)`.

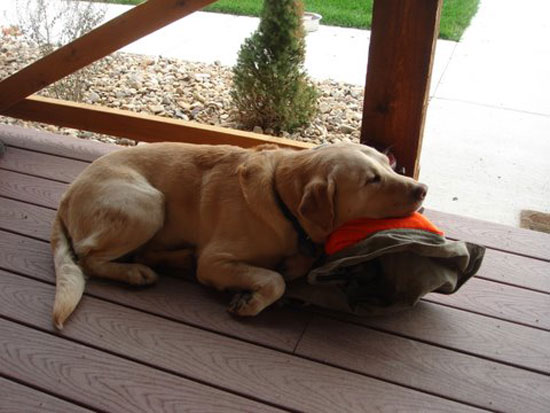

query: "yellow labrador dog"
(51, 142), (427, 328)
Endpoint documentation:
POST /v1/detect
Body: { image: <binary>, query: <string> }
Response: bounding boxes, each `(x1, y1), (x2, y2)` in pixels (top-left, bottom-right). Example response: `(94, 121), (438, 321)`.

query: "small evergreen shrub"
(231, 0), (318, 133)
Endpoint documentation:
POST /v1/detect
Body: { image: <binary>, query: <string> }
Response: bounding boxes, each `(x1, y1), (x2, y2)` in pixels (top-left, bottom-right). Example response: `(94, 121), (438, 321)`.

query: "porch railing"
(0, 0), (442, 177)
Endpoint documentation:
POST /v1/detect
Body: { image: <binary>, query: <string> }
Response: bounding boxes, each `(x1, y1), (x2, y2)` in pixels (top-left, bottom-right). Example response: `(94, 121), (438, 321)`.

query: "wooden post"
(360, 0), (443, 178)
(0, 0), (216, 113)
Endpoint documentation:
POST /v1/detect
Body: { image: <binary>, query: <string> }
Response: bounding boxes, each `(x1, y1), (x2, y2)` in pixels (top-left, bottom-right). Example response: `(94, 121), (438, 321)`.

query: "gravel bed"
(1, 34), (364, 146)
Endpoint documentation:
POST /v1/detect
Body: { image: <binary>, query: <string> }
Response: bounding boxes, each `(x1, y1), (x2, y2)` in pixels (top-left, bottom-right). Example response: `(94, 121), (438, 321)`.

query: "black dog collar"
(272, 181), (318, 257)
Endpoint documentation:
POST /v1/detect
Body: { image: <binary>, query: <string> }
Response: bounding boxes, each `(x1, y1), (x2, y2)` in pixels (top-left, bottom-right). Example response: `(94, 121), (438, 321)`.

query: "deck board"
(0, 145), (89, 183)
(0, 230), (309, 352)
(326, 300), (550, 374)
(0, 319), (282, 413)
(2, 226), (548, 372)
(0, 169), (64, 209)
(424, 209), (550, 261)
(0, 377), (93, 413)
(1, 124), (549, 412)
(296, 316), (550, 412)
(0, 124), (119, 161)
(425, 277), (550, 330)
(0, 270), (480, 413)
(0, 196), (56, 240)
(476, 249), (550, 293)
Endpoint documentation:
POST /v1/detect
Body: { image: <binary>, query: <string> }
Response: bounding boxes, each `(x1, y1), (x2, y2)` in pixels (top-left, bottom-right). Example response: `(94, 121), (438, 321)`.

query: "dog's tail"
(51, 215), (86, 329)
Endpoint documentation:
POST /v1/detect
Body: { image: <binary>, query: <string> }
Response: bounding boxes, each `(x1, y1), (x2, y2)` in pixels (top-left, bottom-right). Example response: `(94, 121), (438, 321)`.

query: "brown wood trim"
(360, 0), (443, 178)
(3, 96), (312, 149)
(0, 0), (217, 112)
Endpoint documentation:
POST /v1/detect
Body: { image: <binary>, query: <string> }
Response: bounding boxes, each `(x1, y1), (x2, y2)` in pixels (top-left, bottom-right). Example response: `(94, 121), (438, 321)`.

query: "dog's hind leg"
(71, 178), (165, 286)
(136, 247), (196, 274)
(82, 256), (160, 286)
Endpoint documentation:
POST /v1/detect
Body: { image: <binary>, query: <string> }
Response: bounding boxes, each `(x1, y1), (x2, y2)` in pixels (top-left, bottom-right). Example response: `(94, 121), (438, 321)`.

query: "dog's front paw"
(128, 264), (159, 286)
(228, 291), (262, 316)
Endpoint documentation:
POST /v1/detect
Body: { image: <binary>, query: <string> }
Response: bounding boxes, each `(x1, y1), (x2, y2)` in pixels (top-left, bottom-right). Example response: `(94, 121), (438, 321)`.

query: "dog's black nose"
(414, 183), (428, 201)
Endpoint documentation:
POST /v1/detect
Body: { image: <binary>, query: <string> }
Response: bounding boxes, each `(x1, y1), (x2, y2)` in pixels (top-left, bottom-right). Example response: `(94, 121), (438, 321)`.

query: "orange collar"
(326, 212), (444, 255)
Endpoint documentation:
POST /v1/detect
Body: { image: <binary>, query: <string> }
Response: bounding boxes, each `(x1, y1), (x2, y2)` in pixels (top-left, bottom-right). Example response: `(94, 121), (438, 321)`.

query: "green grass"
(101, 0), (479, 41)
(204, 0), (373, 32)
(438, 0), (480, 40)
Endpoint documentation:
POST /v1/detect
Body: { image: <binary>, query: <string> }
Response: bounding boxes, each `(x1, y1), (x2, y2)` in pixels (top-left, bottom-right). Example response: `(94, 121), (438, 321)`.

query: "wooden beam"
(0, 0), (216, 113)
(360, 0), (443, 178)
(4, 95), (312, 149)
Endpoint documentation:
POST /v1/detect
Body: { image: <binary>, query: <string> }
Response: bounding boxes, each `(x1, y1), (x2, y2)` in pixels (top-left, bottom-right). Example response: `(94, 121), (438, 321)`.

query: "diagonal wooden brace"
(0, 0), (216, 113)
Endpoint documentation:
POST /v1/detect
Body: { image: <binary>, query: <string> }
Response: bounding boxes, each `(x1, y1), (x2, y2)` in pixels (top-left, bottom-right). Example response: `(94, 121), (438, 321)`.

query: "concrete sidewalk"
(420, 0), (550, 226)
(0, 2), (456, 91)
(1, 0), (548, 227)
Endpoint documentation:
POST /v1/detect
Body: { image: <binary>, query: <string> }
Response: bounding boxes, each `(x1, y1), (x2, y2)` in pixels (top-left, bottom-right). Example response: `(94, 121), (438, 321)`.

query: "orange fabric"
(326, 212), (444, 255)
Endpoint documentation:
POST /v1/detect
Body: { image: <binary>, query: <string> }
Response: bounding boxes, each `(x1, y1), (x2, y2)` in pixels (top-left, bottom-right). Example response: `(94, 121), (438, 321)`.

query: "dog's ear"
(298, 175), (336, 243)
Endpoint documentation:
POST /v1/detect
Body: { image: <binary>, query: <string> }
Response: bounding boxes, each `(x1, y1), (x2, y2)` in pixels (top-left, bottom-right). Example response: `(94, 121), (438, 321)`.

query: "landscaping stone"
(88, 91), (100, 103)
(339, 124), (355, 134)
(0, 35), (364, 146)
(149, 104), (165, 114)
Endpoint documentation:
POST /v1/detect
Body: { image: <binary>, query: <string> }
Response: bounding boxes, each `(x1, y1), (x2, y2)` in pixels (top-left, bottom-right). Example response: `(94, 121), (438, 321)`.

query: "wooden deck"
(0, 124), (549, 412)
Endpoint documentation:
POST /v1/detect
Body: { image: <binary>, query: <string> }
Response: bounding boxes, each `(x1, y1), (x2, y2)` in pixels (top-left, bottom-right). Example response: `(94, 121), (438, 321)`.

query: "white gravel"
(1, 34), (364, 147)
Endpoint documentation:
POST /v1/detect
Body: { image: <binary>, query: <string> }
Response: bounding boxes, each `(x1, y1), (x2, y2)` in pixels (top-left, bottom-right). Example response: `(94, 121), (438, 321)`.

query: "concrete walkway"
(421, 0), (550, 227)
(1, 0), (549, 227)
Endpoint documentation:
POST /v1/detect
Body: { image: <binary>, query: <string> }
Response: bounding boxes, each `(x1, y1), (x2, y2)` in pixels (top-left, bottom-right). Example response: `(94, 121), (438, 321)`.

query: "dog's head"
(277, 143), (428, 243)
